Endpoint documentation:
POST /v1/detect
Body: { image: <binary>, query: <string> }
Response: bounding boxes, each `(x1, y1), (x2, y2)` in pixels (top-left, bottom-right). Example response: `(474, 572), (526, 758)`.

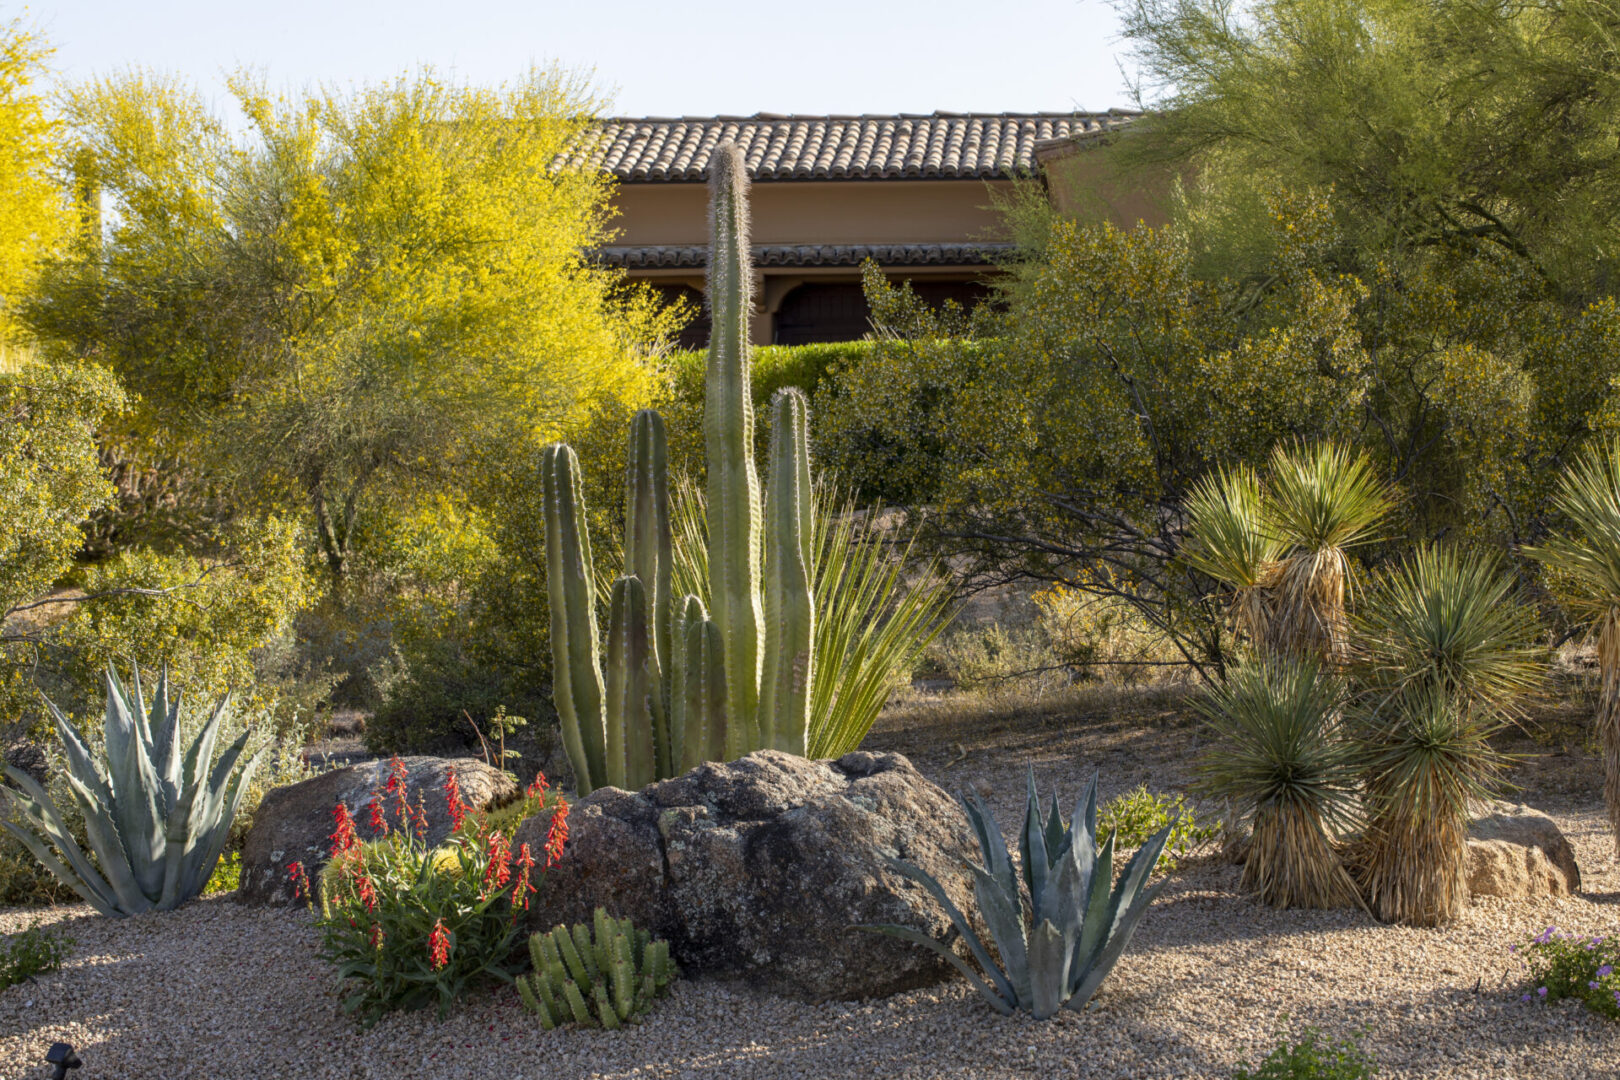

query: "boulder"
(515, 749), (978, 1002)
(1466, 802), (1581, 900)
(237, 756), (518, 905)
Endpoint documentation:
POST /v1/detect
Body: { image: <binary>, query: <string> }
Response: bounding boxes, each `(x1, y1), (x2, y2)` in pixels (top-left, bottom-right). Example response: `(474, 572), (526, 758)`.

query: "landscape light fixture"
(45, 1042), (81, 1080)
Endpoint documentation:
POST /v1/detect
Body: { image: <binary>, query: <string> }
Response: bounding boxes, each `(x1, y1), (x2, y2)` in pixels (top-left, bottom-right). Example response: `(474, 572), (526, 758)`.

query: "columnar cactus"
(542, 140), (818, 793)
(516, 908), (677, 1029)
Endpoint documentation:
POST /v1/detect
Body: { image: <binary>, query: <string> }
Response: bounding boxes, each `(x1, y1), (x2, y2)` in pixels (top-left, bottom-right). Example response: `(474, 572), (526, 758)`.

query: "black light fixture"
(45, 1042), (81, 1080)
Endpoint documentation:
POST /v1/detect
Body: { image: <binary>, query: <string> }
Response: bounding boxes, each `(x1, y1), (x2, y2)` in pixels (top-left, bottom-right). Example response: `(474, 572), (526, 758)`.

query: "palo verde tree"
(0, 14), (66, 347)
(25, 68), (671, 583)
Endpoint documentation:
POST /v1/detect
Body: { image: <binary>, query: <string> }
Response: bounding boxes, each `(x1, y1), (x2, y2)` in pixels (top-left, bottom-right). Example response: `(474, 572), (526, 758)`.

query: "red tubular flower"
(366, 793), (389, 838)
(480, 831), (512, 900)
(330, 802), (360, 857)
(387, 756), (410, 828)
(368, 923), (385, 950)
(428, 919), (451, 970)
(288, 861), (310, 901)
(526, 772), (549, 801)
(511, 843), (538, 911)
(410, 793), (429, 841)
(445, 770), (467, 832)
(355, 869), (378, 912)
(544, 801), (570, 868)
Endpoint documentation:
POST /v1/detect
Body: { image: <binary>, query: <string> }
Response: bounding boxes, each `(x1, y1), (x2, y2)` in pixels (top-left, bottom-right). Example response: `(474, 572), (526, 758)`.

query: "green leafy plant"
(1099, 785), (1218, 870)
(864, 770), (1170, 1019)
(1197, 657), (1362, 909)
(1515, 925), (1620, 1021)
(204, 851), (241, 896)
(0, 921), (74, 991)
(311, 758), (569, 1025)
(0, 663), (265, 916)
(1232, 1025), (1378, 1079)
(515, 908), (677, 1029)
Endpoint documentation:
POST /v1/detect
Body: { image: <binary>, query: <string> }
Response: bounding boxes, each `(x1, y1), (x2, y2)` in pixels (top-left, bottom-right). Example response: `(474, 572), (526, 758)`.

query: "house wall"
(608, 179), (1017, 247)
(1039, 141), (1174, 228)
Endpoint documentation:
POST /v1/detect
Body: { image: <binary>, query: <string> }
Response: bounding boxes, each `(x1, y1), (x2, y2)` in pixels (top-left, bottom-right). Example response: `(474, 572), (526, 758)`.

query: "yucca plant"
(0, 664), (265, 917)
(1196, 657), (1362, 909)
(1351, 686), (1506, 926)
(1182, 464), (1285, 647)
(671, 474), (954, 758)
(1260, 442), (1391, 664)
(1349, 545), (1534, 924)
(864, 771), (1170, 1019)
(1524, 437), (1620, 855)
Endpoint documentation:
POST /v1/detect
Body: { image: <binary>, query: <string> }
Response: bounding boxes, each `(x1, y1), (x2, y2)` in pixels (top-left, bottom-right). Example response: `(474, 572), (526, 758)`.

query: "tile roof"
(599, 243), (1017, 269)
(563, 112), (1137, 182)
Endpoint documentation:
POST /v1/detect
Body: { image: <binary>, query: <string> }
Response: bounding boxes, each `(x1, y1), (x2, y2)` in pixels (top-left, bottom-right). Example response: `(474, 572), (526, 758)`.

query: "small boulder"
(1466, 802), (1581, 900)
(237, 756), (518, 905)
(516, 749), (978, 1002)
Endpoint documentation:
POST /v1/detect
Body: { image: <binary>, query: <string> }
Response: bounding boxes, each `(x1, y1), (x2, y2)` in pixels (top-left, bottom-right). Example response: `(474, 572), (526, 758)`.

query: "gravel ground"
(4, 688), (1619, 1080)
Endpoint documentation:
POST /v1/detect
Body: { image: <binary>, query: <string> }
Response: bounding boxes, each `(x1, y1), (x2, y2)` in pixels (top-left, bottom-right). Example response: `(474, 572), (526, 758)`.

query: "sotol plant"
(543, 141), (948, 793)
(865, 771), (1171, 1019)
(516, 908), (677, 1029)
(0, 664), (265, 916)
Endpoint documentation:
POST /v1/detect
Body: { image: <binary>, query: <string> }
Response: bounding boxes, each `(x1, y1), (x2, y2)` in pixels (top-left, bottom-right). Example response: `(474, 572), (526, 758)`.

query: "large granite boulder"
(238, 756), (518, 905)
(1466, 802), (1581, 900)
(515, 749), (978, 1002)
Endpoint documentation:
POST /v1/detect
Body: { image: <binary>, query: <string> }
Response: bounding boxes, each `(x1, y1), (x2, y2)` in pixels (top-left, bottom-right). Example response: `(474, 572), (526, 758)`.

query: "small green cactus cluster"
(543, 140), (815, 793)
(515, 909), (676, 1029)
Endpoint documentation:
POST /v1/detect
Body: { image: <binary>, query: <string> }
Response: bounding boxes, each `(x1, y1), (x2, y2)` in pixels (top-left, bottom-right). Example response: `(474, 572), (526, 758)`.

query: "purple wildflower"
(1598, 965), (1614, 978)
(1537, 986), (1548, 999)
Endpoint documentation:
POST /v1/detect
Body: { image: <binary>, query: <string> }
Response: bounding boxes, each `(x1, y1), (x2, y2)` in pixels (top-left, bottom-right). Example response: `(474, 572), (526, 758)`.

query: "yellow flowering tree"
(0, 15), (65, 345)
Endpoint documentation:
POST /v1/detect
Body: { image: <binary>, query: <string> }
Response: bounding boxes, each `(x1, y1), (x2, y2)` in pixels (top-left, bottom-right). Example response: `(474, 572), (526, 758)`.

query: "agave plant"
(864, 771), (1171, 1019)
(1196, 657), (1362, 909)
(671, 474), (954, 759)
(1523, 437), (1620, 854)
(0, 664), (265, 917)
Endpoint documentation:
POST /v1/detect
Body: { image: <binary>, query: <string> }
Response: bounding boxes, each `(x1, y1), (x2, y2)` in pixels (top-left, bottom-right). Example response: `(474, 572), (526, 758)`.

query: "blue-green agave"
(0, 664), (265, 916)
(866, 771), (1172, 1019)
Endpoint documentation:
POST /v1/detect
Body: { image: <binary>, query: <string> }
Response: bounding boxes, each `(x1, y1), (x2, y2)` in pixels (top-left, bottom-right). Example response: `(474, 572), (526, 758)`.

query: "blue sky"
(29, 0), (1137, 117)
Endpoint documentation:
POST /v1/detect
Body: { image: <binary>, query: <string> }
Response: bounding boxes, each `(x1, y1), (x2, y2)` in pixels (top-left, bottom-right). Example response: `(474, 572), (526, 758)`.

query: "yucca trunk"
(1243, 801), (1360, 909)
(1264, 547), (1350, 666)
(1355, 805), (1468, 926)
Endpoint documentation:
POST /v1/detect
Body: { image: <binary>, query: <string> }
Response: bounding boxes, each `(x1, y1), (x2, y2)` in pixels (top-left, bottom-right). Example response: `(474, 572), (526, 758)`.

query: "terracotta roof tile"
(598, 243), (1017, 269)
(562, 112), (1137, 182)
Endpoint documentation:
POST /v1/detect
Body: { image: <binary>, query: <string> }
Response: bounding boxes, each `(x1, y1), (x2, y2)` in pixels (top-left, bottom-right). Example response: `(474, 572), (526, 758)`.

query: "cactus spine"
(704, 140), (765, 755)
(543, 139), (821, 791)
(759, 388), (815, 754)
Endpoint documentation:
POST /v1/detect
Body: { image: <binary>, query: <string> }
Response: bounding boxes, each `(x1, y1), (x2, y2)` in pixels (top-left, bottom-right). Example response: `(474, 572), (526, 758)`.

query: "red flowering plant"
(307, 757), (569, 1025)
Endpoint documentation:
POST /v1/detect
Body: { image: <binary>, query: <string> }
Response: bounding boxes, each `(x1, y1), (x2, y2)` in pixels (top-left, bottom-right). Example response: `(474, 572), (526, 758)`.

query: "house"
(561, 112), (1155, 346)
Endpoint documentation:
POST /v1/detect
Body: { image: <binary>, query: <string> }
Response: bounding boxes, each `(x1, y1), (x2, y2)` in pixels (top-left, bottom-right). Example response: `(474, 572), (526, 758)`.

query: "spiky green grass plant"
(1260, 442), (1391, 664)
(672, 474), (953, 759)
(1350, 545), (1534, 924)
(1524, 436), (1620, 855)
(1182, 463), (1284, 646)
(1197, 657), (1362, 908)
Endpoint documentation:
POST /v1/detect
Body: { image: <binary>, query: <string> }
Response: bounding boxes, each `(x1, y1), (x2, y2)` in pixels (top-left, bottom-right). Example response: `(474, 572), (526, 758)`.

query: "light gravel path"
(5, 692), (1619, 1080)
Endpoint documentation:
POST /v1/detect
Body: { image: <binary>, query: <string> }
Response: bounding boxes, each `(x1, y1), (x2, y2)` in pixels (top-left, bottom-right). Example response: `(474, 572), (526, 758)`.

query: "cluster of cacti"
(515, 908), (676, 1029)
(866, 771), (1172, 1019)
(0, 663), (265, 917)
(543, 141), (815, 794)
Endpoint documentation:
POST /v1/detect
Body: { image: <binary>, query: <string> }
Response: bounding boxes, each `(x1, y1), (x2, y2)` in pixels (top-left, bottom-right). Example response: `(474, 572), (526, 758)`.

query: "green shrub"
(1515, 925), (1620, 1020)
(204, 852), (241, 896)
(1233, 1027), (1377, 1080)
(1099, 785), (1219, 870)
(0, 921), (73, 991)
(311, 759), (569, 1026)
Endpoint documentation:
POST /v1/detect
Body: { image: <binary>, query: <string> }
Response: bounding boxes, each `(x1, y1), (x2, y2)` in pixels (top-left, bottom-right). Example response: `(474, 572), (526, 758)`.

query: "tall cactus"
(704, 140), (765, 756)
(759, 388), (814, 754)
(543, 139), (822, 792)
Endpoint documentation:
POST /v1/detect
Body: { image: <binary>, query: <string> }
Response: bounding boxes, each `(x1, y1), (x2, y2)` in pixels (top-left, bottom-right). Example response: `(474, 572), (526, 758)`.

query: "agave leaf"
(58, 766), (149, 911)
(0, 818), (118, 916)
(1, 765), (132, 912)
(961, 790), (1019, 901)
(180, 741), (266, 899)
(1021, 768), (1051, 912)
(1044, 793), (1067, 865)
(1106, 822), (1174, 941)
(1075, 828), (1116, 969)
(883, 856), (1016, 1005)
(970, 864), (1031, 1008)
(1067, 876), (1170, 1010)
(104, 666), (167, 898)
(1027, 918), (1073, 1020)
(149, 667), (184, 819)
(858, 924), (1014, 1014)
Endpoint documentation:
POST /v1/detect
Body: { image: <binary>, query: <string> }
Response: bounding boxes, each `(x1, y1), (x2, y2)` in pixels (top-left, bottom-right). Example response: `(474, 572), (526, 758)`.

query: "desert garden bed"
(4, 688), (1617, 1080)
